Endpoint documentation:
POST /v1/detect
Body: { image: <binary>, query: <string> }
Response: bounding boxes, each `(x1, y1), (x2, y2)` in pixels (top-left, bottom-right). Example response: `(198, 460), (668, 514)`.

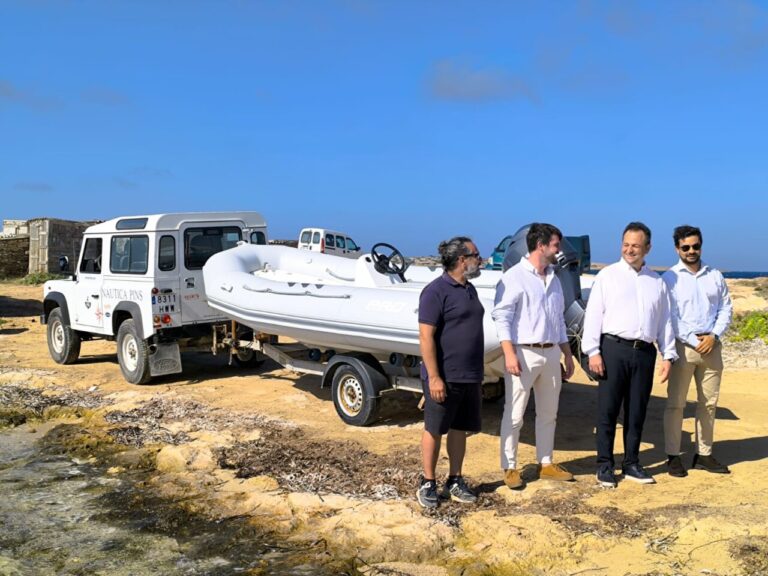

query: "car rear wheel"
(117, 319), (151, 384)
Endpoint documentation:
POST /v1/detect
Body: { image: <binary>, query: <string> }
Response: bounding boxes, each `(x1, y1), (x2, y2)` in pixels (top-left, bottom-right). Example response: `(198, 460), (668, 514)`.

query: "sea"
(584, 269), (767, 279)
(722, 271), (768, 279)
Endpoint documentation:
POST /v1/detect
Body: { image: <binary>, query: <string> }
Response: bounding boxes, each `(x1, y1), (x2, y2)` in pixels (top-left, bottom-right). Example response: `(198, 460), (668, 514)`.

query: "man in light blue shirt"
(662, 225), (733, 477)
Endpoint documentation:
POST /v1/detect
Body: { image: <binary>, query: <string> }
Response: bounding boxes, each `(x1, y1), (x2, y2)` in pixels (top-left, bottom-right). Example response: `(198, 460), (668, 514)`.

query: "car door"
(324, 233), (337, 255)
(181, 225), (242, 323)
(73, 237), (105, 329)
(298, 229), (312, 250)
(335, 235), (347, 256)
(344, 236), (360, 258)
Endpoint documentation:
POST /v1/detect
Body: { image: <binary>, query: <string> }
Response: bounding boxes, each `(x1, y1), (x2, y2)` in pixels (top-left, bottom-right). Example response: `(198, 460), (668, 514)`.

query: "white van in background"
(298, 228), (361, 259)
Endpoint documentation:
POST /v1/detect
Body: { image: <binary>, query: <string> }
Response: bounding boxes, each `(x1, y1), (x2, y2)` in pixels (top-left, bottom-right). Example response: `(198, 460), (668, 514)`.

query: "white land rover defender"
(42, 212), (269, 384)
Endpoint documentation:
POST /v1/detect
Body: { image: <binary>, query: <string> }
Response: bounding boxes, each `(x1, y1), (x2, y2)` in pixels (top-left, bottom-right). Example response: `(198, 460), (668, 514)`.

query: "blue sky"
(2, 1), (766, 271)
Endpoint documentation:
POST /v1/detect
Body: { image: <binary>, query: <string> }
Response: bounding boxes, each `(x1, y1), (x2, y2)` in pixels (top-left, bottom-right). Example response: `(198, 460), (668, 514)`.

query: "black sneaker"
(622, 463), (656, 484)
(441, 476), (477, 504)
(596, 466), (617, 488)
(692, 454), (730, 474)
(667, 455), (688, 478)
(416, 479), (438, 508)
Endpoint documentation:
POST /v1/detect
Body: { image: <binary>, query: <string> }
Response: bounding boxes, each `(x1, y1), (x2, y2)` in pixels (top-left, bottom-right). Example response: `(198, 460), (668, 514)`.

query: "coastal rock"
(457, 511), (573, 570)
(314, 501), (454, 563)
(155, 444), (217, 473)
(722, 338), (768, 369)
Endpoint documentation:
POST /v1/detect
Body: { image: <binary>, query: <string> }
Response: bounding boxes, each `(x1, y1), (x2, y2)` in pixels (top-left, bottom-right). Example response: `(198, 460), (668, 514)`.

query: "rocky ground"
(1, 279), (768, 575)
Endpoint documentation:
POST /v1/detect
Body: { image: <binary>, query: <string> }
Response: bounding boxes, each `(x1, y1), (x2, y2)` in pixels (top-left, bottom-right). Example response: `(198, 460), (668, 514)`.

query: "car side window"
(158, 235), (176, 271)
(346, 238), (359, 251)
(325, 233), (335, 248)
(111, 236), (149, 274)
(250, 231), (267, 245)
(336, 236), (346, 249)
(79, 238), (103, 274)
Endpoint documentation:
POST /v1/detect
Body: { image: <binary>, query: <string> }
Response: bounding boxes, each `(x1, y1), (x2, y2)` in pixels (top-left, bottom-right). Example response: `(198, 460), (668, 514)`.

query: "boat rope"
(325, 268), (355, 282)
(242, 285), (351, 299)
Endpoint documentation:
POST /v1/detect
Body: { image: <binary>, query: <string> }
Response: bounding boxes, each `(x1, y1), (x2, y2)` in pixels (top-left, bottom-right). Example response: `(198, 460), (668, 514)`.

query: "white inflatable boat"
(202, 243), (504, 370)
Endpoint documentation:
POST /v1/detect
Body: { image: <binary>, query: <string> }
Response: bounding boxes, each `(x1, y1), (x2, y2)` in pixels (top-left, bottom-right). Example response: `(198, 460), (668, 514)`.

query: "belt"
(603, 334), (654, 351)
(521, 343), (555, 349)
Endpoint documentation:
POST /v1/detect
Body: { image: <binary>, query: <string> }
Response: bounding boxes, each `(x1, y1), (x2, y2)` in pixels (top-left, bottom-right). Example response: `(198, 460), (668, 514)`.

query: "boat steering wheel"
(370, 243), (408, 280)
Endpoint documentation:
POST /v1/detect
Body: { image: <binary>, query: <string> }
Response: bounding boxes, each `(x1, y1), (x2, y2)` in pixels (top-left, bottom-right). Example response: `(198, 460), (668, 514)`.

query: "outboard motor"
(502, 224), (592, 379)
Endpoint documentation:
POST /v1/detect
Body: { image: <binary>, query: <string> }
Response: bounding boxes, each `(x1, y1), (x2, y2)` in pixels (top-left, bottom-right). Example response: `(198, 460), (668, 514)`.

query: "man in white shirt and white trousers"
(582, 222), (678, 488)
(492, 223), (576, 490)
(662, 225), (733, 477)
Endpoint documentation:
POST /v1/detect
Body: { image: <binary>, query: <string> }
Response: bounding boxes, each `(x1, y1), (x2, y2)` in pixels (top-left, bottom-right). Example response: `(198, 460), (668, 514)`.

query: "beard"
(464, 263), (482, 280)
(683, 253), (701, 265)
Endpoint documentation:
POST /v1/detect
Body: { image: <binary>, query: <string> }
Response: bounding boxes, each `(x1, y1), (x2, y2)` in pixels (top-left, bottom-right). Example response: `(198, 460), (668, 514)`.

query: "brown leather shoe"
(504, 468), (524, 490)
(539, 463), (575, 482)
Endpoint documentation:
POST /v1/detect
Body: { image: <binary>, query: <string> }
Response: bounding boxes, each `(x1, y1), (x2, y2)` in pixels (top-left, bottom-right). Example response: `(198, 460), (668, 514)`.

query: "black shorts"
(422, 379), (482, 435)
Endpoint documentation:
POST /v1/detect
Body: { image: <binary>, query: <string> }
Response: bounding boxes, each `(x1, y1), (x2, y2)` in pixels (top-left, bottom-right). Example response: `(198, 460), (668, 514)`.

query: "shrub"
(728, 311), (768, 343)
(18, 272), (65, 285)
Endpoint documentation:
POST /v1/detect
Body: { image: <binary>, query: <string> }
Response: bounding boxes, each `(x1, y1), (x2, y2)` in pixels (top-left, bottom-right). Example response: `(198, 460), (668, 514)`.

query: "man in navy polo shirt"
(417, 236), (485, 508)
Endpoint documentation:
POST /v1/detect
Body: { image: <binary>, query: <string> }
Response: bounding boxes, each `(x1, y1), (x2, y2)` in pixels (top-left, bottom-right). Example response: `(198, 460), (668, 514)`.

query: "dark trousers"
(596, 336), (657, 469)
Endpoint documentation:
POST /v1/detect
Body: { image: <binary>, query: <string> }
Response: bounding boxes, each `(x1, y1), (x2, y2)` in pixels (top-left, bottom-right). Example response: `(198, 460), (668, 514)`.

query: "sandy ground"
(1, 279), (768, 575)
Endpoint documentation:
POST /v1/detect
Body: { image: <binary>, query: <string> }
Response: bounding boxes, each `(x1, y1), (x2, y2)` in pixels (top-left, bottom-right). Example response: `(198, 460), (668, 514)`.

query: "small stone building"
(0, 217), (96, 277)
(27, 218), (94, 274)
(1, 220), (29, 236)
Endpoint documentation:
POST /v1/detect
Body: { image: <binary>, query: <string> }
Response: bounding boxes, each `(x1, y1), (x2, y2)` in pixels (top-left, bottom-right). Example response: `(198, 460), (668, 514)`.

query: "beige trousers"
(500, 346), (562, 470)
(664, 340), (723, 456)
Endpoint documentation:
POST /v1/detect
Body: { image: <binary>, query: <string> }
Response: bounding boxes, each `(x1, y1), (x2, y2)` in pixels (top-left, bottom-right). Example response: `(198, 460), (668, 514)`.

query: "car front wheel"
(46, 308), (81, 364)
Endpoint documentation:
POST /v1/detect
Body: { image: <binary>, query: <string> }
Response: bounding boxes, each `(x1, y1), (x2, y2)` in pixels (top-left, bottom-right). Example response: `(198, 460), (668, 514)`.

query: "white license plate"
(155, 294), (177, 305)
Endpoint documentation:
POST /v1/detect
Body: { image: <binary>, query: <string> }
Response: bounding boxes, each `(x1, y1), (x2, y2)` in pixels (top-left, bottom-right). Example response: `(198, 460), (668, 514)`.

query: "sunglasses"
(463, 252), (482, 259)
(679, 243), (701, 252)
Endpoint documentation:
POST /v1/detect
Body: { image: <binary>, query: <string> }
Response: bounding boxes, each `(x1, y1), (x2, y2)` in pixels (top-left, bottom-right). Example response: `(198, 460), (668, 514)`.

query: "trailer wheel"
(117, 319), (151, 384)
(331, 365), (380, 426)
(233, 347), (265, 368)
(46, 308), (81, 364)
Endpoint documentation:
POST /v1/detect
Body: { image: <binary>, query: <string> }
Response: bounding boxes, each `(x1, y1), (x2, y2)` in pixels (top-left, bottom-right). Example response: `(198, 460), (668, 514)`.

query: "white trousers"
(500, 346), (563, 470)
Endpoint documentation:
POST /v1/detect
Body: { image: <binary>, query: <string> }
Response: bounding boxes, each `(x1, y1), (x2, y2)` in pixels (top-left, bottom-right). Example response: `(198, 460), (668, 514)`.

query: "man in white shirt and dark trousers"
(582, 222), (678, 488)
(492, 223), (576, 490)
(662, 225), (733, 477)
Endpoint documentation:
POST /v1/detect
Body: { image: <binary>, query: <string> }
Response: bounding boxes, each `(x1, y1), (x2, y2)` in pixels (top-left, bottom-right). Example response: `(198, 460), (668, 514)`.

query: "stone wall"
(0, 236), (30, 278)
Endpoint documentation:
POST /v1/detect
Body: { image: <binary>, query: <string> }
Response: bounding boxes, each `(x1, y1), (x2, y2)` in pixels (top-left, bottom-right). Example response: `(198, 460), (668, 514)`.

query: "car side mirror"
(58, 256), (70, 272)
